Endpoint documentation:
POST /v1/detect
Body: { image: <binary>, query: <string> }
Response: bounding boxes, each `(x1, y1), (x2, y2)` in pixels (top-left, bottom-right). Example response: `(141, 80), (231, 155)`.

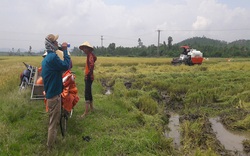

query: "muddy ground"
(100, 78), (250, 155)
(161, 90), (250, 155)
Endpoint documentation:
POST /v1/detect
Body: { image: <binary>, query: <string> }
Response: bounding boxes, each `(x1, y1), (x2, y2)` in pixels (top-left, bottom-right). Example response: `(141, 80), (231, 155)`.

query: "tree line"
(3, 36), (249, 57)
(63, 36), (250, 58)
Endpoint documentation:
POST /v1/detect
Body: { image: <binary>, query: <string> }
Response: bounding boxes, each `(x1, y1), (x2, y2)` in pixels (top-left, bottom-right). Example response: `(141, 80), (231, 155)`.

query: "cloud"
(192, 16), (211, 30)
(0, 0), (250, 51)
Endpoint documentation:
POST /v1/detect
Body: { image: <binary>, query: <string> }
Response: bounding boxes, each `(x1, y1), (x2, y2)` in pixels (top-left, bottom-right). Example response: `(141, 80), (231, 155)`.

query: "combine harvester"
(171, 46), (203, 66)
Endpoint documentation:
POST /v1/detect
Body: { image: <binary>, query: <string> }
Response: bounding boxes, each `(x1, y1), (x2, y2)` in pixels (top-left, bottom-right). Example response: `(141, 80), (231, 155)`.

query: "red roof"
(180, 46), (190, 49)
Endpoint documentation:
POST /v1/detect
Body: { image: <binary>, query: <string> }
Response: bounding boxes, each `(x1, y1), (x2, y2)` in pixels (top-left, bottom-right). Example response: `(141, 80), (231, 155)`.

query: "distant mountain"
(228, 39), (250, 49)
(176, 36), (228, 47)
(0, 48), (28, 53)
(172, 36), (250, 57)
(0, 48), (45, 53)
(175, 36), (250, 49)
(0, 48), (12, 52)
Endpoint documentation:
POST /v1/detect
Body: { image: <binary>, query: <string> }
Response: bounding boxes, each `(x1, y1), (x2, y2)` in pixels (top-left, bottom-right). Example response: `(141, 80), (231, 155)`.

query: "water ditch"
(105, 87), (112, 95)
(100, 78), (115, 95)
(165, 113), (181, 149)
(209, 117), (249, 155)
(165, 113), (249, 155)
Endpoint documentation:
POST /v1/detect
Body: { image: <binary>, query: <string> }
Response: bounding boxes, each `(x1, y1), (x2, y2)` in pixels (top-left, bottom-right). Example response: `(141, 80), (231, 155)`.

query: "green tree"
(108, 43), (116, 55)
(168, 36), (173, 49)
(138, 38), (143, 47)
(71, 47), (82, 56)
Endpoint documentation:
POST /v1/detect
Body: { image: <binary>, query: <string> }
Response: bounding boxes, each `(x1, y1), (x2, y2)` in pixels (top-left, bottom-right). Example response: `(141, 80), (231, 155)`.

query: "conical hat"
(79, 41), (93, 50)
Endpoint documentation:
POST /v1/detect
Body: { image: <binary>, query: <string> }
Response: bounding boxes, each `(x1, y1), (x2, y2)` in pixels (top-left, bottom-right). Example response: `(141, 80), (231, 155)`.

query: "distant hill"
(0, 48), (12, 52)
(176, 36), (228, 47)
(175, 36), (250, 48)
(0, 48), (45, 53)
(0, 48), (28, 53)
(173, 36), (250, 57)
(228, 39), (250, 49)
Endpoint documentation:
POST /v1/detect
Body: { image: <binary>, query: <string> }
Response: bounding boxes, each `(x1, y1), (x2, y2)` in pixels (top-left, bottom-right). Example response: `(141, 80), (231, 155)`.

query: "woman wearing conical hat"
(79, 41), (97, 118)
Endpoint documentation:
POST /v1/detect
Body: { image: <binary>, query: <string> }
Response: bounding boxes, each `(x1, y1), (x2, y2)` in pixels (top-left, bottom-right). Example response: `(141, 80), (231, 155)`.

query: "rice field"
(1, 56), (250, 155)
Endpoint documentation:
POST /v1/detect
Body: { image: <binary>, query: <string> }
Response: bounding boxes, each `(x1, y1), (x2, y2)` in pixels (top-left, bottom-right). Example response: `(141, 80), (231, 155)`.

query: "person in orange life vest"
(79, 41), (97, 118)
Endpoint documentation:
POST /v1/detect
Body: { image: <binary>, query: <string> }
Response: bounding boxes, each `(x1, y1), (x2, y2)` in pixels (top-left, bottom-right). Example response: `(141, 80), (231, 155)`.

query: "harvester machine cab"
(171, 46), (190, 65)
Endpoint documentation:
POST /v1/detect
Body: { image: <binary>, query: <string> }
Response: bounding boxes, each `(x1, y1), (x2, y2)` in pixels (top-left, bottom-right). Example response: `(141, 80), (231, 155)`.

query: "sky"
(0, 0), (250, 52)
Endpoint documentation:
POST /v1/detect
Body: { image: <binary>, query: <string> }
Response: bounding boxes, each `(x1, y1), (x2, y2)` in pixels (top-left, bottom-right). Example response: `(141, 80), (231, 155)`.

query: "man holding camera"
(42, 34), (71, 150)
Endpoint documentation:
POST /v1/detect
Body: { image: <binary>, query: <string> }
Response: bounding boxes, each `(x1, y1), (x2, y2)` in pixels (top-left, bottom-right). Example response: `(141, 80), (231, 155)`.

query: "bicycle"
(59, 70), (79, 137)
(60, 104), (73, 137)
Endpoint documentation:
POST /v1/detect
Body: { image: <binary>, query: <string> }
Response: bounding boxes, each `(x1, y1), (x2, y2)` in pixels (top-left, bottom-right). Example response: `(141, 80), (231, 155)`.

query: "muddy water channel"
(166, 113), (250, 155)
(165, 113), (181, 148)
(209, 117), (249, 155)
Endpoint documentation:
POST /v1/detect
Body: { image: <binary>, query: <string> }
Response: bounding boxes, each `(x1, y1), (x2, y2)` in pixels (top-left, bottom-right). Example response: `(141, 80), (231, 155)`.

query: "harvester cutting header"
(171, 46), (203, 66)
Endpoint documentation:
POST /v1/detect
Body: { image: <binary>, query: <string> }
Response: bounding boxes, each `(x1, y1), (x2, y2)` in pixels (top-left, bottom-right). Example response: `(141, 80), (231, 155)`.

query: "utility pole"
(101, 35), (104, 47)
(157, 30), (162, 56)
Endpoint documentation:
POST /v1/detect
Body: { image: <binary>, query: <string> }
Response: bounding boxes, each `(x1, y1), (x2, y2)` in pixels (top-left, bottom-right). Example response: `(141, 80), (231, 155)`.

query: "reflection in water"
(165, 114), (181, 148)
(209, 117), (247, 153)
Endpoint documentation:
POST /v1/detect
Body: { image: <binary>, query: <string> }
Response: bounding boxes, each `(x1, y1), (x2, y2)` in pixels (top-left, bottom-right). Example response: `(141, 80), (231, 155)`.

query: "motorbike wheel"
(19, 80), (28, 92)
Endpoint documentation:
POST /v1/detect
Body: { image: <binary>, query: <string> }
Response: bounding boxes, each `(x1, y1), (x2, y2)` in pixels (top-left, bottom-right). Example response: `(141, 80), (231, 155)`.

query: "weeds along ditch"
(1, 56), (250, 155)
